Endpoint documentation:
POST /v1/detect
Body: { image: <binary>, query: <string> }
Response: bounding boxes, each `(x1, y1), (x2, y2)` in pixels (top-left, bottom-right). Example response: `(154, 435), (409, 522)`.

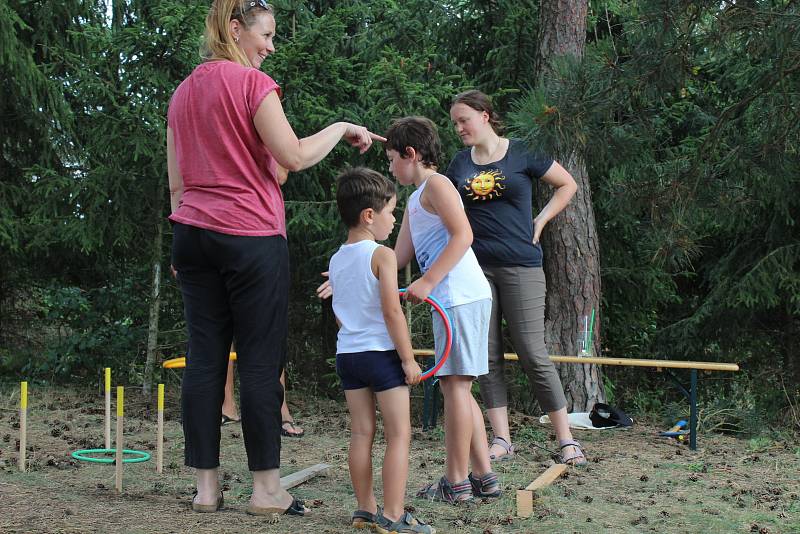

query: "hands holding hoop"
(398, 289), (452, 381)
(317, 274), (451, 382)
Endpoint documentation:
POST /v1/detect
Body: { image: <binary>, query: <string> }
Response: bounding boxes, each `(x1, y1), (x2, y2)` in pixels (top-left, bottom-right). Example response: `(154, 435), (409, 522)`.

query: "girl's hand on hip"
(533, 218), (546, 244)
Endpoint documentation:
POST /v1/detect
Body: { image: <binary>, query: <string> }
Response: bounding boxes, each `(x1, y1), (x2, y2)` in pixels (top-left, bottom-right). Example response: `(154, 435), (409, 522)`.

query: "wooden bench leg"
(422, 358), (439, 431)
(665, 368), (699, 451)
(689, 369), (697, 450)
(431, 380), (439, 428)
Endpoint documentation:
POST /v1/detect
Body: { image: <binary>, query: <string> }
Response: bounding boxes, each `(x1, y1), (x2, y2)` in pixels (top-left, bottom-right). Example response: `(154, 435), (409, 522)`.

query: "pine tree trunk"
(534, 0), (605, 411)
(143, 195), (165, 396)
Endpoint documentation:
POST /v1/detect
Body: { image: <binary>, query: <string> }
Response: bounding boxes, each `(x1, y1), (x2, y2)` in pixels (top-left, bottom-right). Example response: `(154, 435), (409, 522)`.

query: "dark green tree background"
(1, 0), (797, 433)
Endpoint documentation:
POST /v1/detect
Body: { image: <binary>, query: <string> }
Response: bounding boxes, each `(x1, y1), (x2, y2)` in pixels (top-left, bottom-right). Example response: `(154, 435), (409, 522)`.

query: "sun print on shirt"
(463, 169), (506, 201)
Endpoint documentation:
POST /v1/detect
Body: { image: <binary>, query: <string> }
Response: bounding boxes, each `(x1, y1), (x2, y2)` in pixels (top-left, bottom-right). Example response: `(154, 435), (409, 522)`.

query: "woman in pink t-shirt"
(166, 0), (383, 517)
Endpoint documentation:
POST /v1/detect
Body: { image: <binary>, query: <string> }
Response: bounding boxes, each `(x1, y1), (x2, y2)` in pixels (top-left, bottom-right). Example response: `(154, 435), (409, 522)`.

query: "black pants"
(172, 223), (288, 471)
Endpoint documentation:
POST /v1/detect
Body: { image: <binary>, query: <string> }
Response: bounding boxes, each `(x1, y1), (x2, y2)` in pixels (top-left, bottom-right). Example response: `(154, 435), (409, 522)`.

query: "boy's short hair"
(384, 116), (442, 168)
(336, 167), (396, 228)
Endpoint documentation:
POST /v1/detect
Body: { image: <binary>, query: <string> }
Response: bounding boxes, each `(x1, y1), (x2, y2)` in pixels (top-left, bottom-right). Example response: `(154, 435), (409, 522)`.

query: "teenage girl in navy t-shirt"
(446, 90), (587, 466)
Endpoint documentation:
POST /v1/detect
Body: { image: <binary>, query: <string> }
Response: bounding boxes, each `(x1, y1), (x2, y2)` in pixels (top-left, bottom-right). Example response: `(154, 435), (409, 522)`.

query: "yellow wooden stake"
(115, 386), (124, 493)
(156, 383), (164, 473)
(104, 368), (111, 450)
(19, 381), (27, 472)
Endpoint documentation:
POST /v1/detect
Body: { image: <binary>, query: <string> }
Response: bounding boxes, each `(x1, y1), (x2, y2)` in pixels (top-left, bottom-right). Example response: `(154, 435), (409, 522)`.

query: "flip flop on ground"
(246, 496), (307, 517)
(221, 414), (240, 426)
(281, 420), (304, 437)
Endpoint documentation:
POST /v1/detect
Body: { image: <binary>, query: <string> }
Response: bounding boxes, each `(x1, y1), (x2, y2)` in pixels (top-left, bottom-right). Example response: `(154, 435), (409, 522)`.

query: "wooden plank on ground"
(280, 463), (331, 490)
(516, 464), (568, 518)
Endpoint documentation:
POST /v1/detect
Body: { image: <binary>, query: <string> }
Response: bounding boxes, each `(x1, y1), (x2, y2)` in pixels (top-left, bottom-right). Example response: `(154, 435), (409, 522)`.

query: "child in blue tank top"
(385, 117), (501, 504)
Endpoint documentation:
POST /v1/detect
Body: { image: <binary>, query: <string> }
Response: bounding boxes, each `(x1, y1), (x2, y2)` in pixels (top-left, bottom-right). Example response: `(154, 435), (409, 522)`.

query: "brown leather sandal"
(192, 491), (224, 513)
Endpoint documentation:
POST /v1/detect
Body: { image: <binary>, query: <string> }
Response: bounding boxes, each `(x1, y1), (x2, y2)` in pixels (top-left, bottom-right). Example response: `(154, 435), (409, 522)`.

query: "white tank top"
(408, 177), (491, 308)
(329, 240), (395, 354)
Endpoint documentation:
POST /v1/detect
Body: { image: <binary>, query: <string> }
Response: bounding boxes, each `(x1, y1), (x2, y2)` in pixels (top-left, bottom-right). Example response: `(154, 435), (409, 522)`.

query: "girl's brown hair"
(451, 90), (503, 133)
(201, 0), (274, 67)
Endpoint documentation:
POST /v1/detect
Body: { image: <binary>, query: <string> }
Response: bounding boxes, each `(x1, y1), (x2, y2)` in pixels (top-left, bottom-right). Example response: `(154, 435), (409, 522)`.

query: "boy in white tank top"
(327, 168), (434, 534)
(385, 117), (500, 504)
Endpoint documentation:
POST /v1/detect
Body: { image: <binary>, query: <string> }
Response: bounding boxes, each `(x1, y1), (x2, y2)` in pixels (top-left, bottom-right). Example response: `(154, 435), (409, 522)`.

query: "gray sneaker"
(416, 475), (473, 504)
(375, 511), (435, 534)
(468, 471), (501, 498)
(351, 506), (379, 529)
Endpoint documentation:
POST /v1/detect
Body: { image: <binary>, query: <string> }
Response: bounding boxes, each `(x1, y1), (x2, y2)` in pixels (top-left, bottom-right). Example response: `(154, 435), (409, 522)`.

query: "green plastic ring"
(71, 448), (151, 464)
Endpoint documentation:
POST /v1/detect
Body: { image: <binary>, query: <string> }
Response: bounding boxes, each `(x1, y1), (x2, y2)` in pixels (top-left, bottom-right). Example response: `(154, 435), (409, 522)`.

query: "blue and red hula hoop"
(398, 289), (452, 381)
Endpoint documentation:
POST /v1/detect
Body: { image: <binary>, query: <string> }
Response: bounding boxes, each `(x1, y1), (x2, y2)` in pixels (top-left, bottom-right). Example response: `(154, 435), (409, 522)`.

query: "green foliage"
(0, 0), (203, 382)
(507, 0), (799, 431)
(2, 278), (146, 379)
(0, 0), (797, 436)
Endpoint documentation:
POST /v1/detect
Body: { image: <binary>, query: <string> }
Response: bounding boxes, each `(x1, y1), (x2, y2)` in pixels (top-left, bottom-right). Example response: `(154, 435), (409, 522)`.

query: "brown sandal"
(192, 491), (224, 513)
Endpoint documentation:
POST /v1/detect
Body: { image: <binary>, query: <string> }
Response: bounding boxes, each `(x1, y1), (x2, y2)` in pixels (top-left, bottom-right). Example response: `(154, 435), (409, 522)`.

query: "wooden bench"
(413, 349), (740, 450)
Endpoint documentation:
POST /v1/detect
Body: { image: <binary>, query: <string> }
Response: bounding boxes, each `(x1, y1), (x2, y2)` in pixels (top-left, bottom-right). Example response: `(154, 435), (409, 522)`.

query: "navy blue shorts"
(336, 350), (407, 392)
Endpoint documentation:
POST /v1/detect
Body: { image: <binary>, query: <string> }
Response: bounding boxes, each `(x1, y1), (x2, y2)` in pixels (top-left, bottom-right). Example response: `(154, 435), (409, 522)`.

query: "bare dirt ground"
(0, 384), (798, 534)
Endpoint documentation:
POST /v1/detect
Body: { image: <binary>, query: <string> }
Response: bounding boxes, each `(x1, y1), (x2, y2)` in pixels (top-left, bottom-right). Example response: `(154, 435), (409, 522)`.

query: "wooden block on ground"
(516, 463), (568, 518)
(280, 463), (332, 490)
(517, 489), (534, 519)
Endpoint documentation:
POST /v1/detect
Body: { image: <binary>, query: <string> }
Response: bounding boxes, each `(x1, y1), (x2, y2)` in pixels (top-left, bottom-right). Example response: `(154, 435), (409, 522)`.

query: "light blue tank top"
(407, 177), (491, 308)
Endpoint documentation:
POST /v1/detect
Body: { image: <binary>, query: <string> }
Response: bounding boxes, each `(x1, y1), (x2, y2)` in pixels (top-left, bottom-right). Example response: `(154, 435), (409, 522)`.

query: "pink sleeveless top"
(168, 60), (285, 237)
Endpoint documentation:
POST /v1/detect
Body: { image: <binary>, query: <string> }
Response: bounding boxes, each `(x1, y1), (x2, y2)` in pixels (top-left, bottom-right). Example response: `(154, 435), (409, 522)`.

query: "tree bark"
(143, 220), (163, 396)
(143, 179), (165, 395)
(534, 0), (605, 411)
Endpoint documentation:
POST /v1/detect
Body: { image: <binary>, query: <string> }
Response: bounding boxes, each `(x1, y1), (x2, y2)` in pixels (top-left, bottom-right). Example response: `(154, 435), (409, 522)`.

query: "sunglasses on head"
(232, 0), (272, 18)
